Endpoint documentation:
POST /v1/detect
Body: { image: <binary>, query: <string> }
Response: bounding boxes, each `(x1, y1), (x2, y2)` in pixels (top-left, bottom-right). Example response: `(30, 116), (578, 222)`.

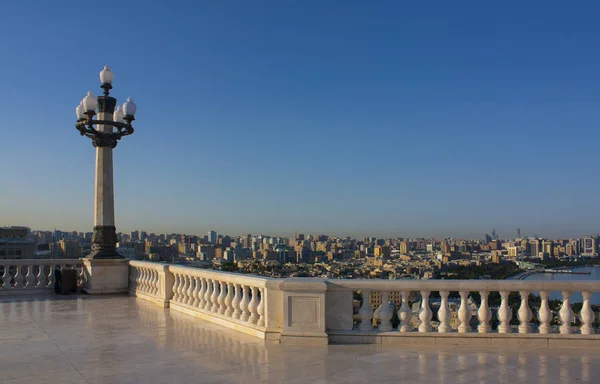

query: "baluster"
(186, 275), (195, 305)
(147, 269), (154, 294)
(140, 269), (147, 292)
(257, 287), (265, 326)
(580, 291), (595, 335)
(518, 290), (532, 334)
(248, 287), (260, 324)
(37, 265), (46, 288)
(25, 265), (34, 288)
(141, 269), (148, 292)
(240, 285), (251, 321)
(210, 280), (220, 312)
(538, 291), (552, 334)
(418, 290), (432, 332)
(497, 290), (512, 333)
(377, 291), (393, 332)
(198, 278), (207, 309)
(181, 275), (189, 304)
(477, 291), (492, 333)
(178, 274), (185, 302)
(147, 270), (153, 294)
(398, 290), (412, 332)
(192, 277), (201, 307)
(2, 264), (12, 288)
(458, 290), (471, 333)
(225, 282), (234, 317)
(358, 290), (374, 331)
(14, 265), (23, 288)
(78, 266), (85, 288)
(172, 273), (181, 302)
(147, 269), (153, 293)
(232, 283), (242, 319)
(438, 290), (450, 333)
(207, 280), (219, 312)
(135, 268), (142, 292)
(178, 274), (187, 303)
(47, 266), (55, 288)
(217, 281), (227, 315)
(203, 279), (213, 310)
(559, 291), (573, 334)
(152, 270), (160, 295)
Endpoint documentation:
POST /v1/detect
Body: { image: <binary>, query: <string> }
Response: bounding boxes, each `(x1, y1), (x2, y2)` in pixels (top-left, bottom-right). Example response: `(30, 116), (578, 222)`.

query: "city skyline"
(5, 224), (600, 242)
(2, 1), (600, 237)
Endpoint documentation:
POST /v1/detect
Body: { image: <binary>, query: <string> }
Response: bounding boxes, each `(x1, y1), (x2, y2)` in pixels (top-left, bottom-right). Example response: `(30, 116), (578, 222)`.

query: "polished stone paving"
(1, 295), (599, 384)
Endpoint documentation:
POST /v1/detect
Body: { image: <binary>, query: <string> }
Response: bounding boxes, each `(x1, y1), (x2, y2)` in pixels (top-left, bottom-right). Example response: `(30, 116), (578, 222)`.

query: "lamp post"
(75, 66), (137, 260)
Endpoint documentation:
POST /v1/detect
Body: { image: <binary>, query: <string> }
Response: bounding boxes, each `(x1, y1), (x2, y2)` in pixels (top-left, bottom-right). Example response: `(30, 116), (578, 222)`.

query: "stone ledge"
(0, 289), (54, 296)
(329, 330), (600, 348)
(130, 290), (170, 308)
(280, 333), (329, 346)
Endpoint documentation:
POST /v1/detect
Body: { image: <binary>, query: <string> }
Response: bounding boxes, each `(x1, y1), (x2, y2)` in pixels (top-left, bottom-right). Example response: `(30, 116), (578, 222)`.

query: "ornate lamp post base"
(87, 225), (125, 259)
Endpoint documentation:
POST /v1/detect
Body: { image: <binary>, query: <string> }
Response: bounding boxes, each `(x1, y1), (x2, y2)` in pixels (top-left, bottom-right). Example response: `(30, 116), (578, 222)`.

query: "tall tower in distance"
(517, 228), (521, 239)
(208, 230), (217, 244)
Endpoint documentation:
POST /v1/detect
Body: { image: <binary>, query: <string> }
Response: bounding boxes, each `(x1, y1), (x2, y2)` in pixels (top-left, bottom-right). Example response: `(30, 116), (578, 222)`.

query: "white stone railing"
(325, 280), (600, 345)
(129, 260), (172, 307)
(168, 265), (284, 340)
(128, 263), (284, 340)
(126, 264), (600, 346)
(0, 259), (84, 293)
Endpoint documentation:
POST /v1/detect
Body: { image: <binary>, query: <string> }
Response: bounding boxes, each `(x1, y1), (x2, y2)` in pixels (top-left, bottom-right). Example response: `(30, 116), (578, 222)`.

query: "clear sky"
(1, 1), (599, 239)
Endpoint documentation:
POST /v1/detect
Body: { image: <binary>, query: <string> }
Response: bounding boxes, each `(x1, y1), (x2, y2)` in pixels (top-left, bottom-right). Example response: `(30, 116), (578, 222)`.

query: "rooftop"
(1, 294), (598, 384)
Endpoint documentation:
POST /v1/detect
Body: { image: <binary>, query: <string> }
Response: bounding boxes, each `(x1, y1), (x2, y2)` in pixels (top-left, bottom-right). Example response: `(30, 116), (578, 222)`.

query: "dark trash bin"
(55, 268), (77, 294)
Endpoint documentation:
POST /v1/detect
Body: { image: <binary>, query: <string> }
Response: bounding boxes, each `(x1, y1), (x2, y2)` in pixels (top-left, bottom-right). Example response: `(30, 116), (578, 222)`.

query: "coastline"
(508, 264), (599, 280)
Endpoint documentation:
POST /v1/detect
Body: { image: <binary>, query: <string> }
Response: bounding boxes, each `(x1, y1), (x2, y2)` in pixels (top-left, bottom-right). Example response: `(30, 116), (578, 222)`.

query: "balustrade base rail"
(329, 330), (600, 348)
(130, 289), (170, 308)
(169, 300), (279, 341)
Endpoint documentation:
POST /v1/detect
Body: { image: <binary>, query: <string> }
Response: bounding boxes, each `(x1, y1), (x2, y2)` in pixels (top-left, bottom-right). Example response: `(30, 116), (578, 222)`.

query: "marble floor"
(0, 295), (598, 384)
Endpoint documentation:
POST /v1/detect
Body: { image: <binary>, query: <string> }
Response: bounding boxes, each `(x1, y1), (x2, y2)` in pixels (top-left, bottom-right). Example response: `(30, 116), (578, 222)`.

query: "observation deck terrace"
(1, 259), (599, 383)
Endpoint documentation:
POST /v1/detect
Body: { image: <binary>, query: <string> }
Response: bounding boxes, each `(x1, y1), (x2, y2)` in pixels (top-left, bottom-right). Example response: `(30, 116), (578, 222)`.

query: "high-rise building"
(542, 241), (554, 258)
(58, 239), (82, 259)
(131, 230), (139, 242)
(0, 227), (36, 259)
(208, 231), (217, 244)
(399, 241), (409, 255)
(530, 240), (540, 258)
(582, 237), (597, 256)
(484, 234), (492, 244)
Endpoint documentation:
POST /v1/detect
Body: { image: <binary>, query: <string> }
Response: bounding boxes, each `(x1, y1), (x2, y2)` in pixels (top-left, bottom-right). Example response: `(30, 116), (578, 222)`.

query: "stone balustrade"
(325, 279), (600, 346)
(128, 263), (284, 340)
(5, 258), (598, 346)
(0, 259), (84, 293)
(129, 260), (173, 307)
(128, 267), (600, 346)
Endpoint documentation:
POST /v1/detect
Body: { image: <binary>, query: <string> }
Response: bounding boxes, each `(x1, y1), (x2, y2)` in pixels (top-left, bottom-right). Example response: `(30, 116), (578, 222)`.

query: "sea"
(522, 266), (600, 304)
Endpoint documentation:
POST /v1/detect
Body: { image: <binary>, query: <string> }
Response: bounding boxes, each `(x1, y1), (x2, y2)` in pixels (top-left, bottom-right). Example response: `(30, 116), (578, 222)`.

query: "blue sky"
(1, 1), (600, 239)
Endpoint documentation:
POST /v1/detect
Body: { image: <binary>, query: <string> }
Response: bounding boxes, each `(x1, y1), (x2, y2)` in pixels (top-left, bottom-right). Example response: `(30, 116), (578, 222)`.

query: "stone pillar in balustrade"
(279, 278), (328, 345)
(325, 285), (354, 332)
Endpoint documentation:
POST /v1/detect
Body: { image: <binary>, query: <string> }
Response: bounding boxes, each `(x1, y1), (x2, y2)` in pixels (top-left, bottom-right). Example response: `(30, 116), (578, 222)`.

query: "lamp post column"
(89, 96), (121, 259)
(76, 65), (136, 293)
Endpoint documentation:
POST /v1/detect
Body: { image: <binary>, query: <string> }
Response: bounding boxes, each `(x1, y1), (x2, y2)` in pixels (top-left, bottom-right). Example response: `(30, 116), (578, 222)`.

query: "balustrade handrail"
(168, 264), (283, 288)
(325, 279), (600, 292)
(129, 260), (169, 271)
(0, 259), (83, 266)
